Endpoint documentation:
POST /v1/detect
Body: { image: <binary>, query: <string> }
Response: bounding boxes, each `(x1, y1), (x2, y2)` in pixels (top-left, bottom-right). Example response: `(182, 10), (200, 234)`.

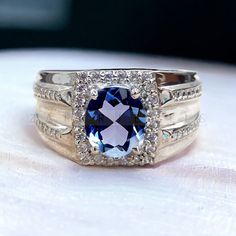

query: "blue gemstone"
(85, 87), (146, 158)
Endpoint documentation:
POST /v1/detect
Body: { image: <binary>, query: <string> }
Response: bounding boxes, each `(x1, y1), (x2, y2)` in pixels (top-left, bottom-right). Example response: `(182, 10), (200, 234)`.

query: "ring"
(34, 69), (201, 166)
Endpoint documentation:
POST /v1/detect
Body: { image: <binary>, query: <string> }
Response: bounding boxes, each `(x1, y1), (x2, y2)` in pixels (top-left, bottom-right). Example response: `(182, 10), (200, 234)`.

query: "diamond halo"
(72, 69), (160, 166)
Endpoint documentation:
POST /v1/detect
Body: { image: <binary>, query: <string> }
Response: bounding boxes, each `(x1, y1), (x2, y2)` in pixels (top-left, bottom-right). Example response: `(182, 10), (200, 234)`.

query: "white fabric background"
(0, 49), (236, 236)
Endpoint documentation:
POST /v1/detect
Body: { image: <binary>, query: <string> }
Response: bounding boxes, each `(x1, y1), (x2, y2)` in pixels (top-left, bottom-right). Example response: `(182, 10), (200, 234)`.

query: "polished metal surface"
(34, 69), (201, 166)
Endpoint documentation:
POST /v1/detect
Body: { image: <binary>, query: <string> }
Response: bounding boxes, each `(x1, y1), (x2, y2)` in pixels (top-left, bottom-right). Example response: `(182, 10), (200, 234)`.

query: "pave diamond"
(85, 86), (146, 158)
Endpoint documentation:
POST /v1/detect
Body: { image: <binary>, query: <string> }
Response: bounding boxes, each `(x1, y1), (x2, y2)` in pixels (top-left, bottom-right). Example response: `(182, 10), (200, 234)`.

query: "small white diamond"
(117, 70), (127, 79)
(80, 143), (88, 153)
(148, 95), (159, 105)
(76, 84), (87, 93)
(145, 82), (157, 91)
(89, 71), (100, 81)
(142, 71), (152, 80)
(147, 109), (159, 117)
(145, 143), (156, 154)
(79, 72), (87, 80)
(129, 71), (138, 79)
(146, 132), (158, 142)
(104, 71), (113, 80)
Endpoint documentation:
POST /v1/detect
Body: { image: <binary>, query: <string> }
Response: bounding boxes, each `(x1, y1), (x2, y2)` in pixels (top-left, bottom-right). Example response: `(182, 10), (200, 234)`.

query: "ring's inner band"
(34, 69), (201, 163)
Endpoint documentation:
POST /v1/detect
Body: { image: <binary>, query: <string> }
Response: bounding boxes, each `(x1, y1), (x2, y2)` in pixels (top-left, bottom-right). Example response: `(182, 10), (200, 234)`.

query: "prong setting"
(90, 88), (98, 100)
(131, 87), (141, 99)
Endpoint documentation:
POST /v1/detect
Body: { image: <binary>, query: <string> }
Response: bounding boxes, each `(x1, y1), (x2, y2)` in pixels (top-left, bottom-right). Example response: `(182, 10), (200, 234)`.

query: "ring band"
(34, 69), (201, 166)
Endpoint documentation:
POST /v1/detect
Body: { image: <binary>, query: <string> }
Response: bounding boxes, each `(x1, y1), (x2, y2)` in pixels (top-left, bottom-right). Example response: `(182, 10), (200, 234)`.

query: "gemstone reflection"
(85, 87), (146, 158)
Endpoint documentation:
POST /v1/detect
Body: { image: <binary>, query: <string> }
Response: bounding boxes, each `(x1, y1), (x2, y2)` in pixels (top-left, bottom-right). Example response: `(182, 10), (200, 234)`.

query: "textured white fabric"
(0, 49), (236, 236)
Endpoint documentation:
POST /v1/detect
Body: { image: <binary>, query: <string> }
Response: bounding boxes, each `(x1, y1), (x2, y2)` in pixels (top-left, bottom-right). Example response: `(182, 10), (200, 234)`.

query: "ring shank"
(34, 69), (201, 165)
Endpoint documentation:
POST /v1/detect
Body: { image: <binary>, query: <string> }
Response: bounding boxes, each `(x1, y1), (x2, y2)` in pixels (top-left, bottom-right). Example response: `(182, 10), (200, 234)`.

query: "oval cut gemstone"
(85, 87), (146, 158)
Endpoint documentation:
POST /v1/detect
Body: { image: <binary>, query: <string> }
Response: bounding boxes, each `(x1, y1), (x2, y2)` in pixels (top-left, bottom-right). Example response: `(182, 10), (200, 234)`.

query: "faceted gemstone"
(85, 86), (146, 158)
